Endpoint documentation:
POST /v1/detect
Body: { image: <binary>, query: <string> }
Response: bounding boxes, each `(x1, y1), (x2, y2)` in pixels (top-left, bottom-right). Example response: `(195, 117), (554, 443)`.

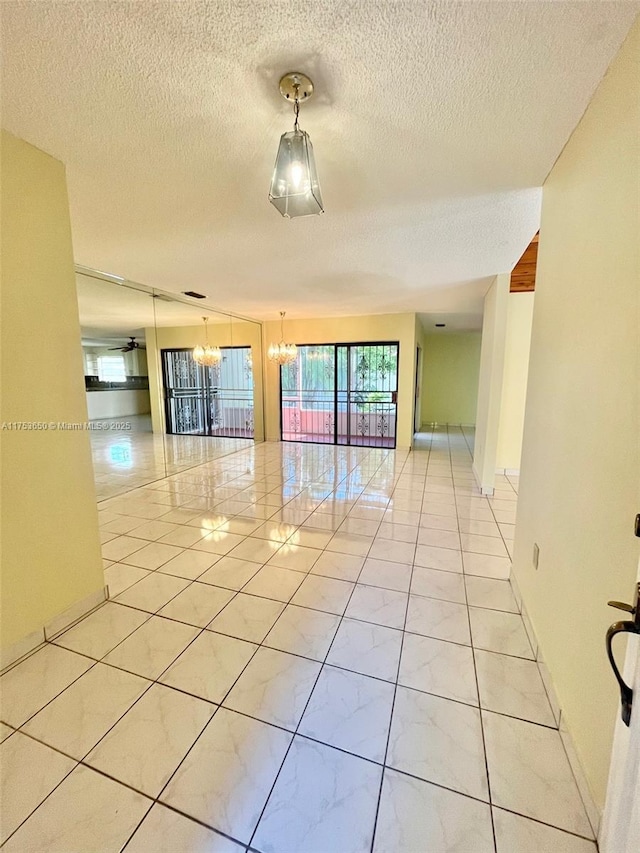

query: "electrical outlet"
(533, 543), (540, 570)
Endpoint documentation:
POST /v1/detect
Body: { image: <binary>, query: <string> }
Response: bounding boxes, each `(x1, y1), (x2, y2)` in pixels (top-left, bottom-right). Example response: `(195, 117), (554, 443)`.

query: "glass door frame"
(279, 340), (400, 449)
(161, 346), (254, 439)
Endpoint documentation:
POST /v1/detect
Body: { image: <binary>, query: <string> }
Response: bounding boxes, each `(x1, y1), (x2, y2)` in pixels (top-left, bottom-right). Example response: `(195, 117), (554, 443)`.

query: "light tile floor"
(0, 426), (596, 852)
(90, 415), (253, 500)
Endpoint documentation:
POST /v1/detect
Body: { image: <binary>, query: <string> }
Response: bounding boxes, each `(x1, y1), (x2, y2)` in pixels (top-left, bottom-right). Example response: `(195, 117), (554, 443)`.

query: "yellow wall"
(146, 320), (264, 441)
(420, 332), (481, 425)
(414, 317), (425, 431)
(0, 132), (104, 654)
(496, 292), (534, 471)
(513, 21), (640, 811)
(262, 313), (418, 448)
(473, 273), (510, 493)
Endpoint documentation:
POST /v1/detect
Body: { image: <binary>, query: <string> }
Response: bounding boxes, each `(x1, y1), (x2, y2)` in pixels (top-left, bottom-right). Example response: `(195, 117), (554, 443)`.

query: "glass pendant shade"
(269, 130), (324, 219)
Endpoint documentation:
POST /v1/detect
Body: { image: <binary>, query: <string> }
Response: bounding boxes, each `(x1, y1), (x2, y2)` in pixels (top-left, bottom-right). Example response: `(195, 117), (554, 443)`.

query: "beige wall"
(473, 273), (510, 494)
(0, 132), (104, 656)
(262, 313), (418, 448)
(146, 320), (264, 441)
(420, 332), (481, 425)
(496, 291), (534, 471)
(513, 21), (639, 811)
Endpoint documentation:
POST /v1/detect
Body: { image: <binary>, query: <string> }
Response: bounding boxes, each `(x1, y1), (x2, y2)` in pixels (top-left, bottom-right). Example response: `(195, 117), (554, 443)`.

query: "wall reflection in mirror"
(76, 269), (264, 501)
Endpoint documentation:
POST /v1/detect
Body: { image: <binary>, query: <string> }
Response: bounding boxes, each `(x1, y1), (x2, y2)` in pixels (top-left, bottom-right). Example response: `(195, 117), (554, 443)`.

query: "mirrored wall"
(76, 269), (264, 500)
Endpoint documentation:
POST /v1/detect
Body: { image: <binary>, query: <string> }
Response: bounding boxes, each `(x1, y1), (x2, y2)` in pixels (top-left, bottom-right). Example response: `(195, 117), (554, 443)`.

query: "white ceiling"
(76, 273), (253, 339)
(418, 312), (484, 334)
(2, 2), (637, 322)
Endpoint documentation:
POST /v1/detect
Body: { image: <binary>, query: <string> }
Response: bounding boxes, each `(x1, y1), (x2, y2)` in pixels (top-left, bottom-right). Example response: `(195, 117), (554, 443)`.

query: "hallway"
(0, 428), (595, 852)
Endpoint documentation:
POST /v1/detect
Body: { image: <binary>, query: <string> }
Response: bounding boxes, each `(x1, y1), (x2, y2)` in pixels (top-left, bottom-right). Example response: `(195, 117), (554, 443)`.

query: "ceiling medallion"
(269, 72), (324, 218)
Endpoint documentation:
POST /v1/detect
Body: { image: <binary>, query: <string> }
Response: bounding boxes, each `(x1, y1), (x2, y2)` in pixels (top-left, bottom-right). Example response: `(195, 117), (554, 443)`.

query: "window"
(97, 355), (126, 382)
(84, 351), (98, 375)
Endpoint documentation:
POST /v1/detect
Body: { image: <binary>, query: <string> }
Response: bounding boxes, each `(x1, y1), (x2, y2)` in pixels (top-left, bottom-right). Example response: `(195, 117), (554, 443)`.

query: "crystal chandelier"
(193, 316), (221, 366)
(268, 311), (297, 365)
(269, 72), (324, 219)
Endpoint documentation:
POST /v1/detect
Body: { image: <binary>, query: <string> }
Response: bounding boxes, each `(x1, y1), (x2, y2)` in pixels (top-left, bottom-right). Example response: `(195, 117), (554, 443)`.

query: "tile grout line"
(3, 436), (593, 850)
(368, 429), (432, 853)
(450, 423), (498, 853)
(244, 449), (396, 852)
(116, 445), (394, 852)
(5, 712), (599, 851)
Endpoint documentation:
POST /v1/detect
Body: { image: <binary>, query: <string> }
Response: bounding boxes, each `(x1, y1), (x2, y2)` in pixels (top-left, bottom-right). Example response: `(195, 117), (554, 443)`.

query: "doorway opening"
(162, 347), (254, 438)
(280, 342), (399, 448)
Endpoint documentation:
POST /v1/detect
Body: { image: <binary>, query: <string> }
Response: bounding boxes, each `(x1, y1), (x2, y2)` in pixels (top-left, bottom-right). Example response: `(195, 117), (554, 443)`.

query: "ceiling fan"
(109, 336), (142, 353)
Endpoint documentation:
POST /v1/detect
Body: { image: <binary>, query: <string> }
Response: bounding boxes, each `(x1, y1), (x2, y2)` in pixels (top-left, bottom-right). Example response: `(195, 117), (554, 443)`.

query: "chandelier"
(269, 72), (324, 218)
(268, 311), (297, 365)
(192, 316), (221, 366)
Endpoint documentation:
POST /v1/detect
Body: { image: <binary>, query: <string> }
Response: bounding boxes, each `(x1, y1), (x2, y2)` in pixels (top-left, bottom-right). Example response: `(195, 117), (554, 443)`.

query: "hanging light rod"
(269, 72), (324, 219)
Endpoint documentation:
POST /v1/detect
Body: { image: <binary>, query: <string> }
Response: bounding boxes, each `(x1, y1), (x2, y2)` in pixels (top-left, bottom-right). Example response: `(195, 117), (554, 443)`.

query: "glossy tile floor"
(0, 426), (597, 852)
(90, 415), (253, 500)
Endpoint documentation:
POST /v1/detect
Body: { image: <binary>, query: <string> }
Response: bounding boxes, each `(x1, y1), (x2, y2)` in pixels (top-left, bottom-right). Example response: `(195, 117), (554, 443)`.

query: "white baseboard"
(495, 467), (521, 476)
(44, 587), (108, 641)
(472, 462), (494, 496)
(1, 586), (108, 674)
(0, 628), (45, 673)
(419, 422), (476, 427)
(508, 571), (523, 610)
(560, 715), (601, 838)
(509, 570), (601, 838)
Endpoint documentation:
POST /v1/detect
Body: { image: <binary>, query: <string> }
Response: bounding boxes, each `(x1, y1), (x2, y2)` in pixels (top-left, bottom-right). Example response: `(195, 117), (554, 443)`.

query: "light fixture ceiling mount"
(269, 72), (324, 219)
(278, 72), (314, 102)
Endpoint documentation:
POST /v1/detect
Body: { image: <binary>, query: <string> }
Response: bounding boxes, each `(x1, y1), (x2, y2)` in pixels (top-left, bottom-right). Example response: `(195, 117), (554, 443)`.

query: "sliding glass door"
(280, 342), (398, 448)
(162, 347), (254, 438)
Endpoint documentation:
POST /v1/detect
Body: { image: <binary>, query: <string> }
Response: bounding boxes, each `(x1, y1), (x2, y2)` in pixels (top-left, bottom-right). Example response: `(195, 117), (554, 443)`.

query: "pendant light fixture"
(193, 316), (221, 366)
(268, 311), (297, 365)
(269, 72), (324, 218)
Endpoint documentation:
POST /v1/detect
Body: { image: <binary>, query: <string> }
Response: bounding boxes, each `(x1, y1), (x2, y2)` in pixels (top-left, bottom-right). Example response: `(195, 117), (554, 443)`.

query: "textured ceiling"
(2, 2), (637, 321)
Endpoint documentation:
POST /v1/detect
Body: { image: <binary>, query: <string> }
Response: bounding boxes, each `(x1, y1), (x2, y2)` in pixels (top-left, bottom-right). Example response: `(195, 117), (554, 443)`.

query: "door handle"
(607, 583), (640, 727)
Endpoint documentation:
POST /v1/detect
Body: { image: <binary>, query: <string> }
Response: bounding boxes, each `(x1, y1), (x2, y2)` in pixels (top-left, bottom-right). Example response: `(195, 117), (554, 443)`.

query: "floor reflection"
(90, 416), (253, 501)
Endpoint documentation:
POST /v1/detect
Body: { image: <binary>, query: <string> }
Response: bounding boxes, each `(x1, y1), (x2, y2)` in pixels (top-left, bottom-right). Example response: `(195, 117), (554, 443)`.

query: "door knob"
(606, 583), (640, 727)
